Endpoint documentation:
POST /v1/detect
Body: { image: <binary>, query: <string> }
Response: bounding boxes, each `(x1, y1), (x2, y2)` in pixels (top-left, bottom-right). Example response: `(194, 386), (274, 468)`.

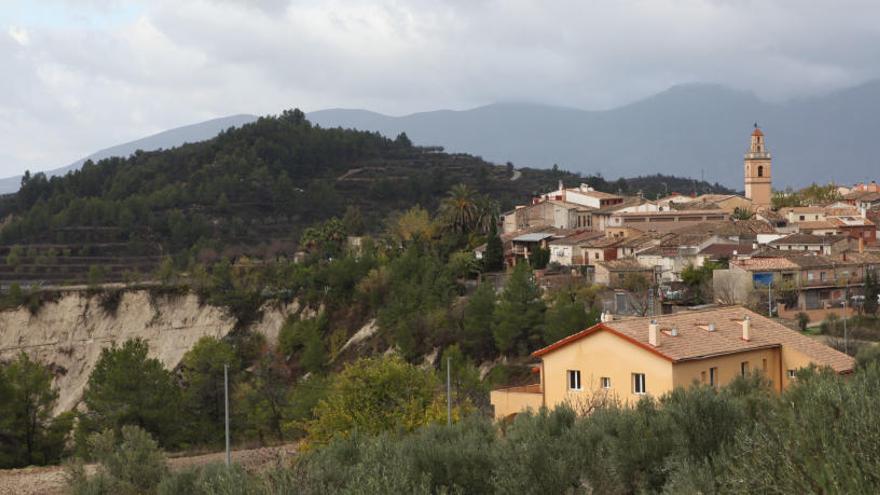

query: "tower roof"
(752, 127), (764, 137)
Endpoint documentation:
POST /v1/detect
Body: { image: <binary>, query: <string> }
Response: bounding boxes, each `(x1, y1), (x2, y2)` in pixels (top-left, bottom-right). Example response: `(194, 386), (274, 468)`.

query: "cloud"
(7, 26), (30, 45)
(1, 0), (880, 176)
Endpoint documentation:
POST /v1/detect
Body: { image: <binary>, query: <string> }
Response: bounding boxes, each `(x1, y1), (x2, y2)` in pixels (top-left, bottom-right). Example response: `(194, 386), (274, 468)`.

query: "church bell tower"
(744, 124), (772, 208)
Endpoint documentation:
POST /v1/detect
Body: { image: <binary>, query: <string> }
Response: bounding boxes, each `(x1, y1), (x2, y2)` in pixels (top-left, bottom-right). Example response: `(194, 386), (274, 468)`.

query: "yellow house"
(490, 306), (854, 419)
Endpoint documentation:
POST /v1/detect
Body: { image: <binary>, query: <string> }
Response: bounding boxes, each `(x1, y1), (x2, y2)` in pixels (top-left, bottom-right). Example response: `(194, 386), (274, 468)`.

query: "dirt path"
(0, 444), (297, 495)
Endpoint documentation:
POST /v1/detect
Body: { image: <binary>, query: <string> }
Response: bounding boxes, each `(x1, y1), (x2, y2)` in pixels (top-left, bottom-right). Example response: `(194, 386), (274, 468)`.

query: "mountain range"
(4, 81), (880, 194)
(0, 114), (257, 194)
(307, 82), (880, 190)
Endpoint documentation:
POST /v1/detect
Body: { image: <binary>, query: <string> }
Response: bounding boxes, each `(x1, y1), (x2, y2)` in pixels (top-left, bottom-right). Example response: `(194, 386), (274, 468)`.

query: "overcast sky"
(2, 0), (880, 177)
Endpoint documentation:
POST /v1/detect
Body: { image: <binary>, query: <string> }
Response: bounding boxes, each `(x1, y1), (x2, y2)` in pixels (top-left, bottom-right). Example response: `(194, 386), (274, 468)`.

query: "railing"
(495, 383), (542, 394)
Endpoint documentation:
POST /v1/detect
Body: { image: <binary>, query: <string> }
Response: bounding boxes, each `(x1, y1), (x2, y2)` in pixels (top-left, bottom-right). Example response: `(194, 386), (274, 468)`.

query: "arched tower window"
(757, 165), (764, 177)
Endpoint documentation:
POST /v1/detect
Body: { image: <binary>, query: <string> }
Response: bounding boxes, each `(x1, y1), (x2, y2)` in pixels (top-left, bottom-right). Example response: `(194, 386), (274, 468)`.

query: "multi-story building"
(716, 253), (880, 311)
(768, 233), (850, 255)
(490, 307), (853, 419)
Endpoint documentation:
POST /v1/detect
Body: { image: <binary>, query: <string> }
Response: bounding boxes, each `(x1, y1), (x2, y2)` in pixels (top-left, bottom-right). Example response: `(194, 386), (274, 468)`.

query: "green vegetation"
(0, 353), (71, 468)
(865, 269), (879, 316)
(682, 260), (727, 304)
(62, 364), (880, 494)
(303, 356), (459, 446)
(492, 262), (546, 355)
(78, 339), (182, 450)
(772, 182), (842, 208)
(68, 426), (168, 495)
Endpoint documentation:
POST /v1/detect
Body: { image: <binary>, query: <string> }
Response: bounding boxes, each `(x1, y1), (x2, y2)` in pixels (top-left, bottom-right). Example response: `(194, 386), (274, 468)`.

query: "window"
(567, 370), (582, 391)
(762, 358), (768, 372)
(600, 377), (612, 389)
(787, 369), (797, 380)
(741, 361), (750, 376)
(820, 272), (827, 282)
(594, 252), (600, 260)
(799, 215), (806, 221)
(632, 373), (646, 394)
(709, 367), (719, 388)
(757, 165), (764, 177)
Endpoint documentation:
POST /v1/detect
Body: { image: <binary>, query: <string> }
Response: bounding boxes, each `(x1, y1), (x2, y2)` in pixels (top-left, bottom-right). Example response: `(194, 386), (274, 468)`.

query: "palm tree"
(441, 184), (479, 233)
(474, 195), (500, 235)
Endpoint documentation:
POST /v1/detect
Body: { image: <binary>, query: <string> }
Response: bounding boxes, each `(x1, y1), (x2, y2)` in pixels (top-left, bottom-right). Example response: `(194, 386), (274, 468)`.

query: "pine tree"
(493, 263), (546, 355)
(461, 283), (497, 359)
(544, 291), (593, 344)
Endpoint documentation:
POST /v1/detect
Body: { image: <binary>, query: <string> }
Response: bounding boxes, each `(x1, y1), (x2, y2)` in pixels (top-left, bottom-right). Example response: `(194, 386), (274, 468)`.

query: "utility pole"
(843, 298), (849, 355)
(224, 364), (230, 467)
(446, 357), (452, 426)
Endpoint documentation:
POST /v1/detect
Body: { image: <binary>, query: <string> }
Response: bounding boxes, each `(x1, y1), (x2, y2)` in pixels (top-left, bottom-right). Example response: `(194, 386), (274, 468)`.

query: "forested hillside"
(0, 109), (729, 287)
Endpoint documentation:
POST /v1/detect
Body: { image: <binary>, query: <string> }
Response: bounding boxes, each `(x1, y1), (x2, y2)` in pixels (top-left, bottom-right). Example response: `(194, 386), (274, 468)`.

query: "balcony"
(490, 384), (543, 420)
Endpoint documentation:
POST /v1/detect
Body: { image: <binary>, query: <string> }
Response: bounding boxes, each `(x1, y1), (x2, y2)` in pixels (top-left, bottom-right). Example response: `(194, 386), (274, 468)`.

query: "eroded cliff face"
(0, 290), (299, 414)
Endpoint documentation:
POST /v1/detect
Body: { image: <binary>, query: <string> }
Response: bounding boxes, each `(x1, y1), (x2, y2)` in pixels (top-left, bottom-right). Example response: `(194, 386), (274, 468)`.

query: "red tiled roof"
(533, 306), (853, 373)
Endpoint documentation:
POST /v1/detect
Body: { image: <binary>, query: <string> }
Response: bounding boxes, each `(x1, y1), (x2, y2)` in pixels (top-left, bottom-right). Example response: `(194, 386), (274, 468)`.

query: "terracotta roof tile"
(533, 306), (853, 373)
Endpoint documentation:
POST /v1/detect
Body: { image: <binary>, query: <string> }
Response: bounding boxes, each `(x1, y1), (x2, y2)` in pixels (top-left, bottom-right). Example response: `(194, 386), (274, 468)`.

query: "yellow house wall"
(490, 390), (544, 420)
(541, 330), (673, 408)
(672, 348), (783, 393)
(780, 347), (820, 389)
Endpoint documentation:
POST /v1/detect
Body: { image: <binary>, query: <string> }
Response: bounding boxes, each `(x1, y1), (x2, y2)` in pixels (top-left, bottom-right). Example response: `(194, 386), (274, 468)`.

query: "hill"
(0, 114), (258, 194)
(308, 81), (880, 188)
(0, 110), (730, 287)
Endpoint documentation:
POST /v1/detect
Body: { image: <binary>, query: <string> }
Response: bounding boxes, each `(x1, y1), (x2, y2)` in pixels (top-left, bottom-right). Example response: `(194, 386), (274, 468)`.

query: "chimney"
(708, 323), (716, 332)
(742, 316), (751, 341)
(558, 180), (564, 192)
(649, 320), (659, 347)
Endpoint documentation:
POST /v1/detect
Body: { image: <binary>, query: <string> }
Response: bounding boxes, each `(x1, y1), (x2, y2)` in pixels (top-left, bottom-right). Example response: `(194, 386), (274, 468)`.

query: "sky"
(2, 0), (880, 177)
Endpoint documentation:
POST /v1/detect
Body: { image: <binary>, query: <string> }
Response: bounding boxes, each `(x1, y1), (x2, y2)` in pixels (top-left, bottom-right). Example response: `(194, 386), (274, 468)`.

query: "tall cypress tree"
(483, 223), (504, 272)
(865, 269), (879, 316)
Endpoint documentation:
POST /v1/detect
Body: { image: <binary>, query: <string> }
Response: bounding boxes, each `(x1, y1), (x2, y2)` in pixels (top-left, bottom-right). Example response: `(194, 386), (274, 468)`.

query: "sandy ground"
(0, 444), (297, 495)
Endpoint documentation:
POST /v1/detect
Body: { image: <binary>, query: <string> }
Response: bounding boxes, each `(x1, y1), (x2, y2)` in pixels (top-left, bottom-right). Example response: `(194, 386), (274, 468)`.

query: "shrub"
(68, 426), (167, 495)
(796, 311), (810, 332)
(304, 356), (448, 446)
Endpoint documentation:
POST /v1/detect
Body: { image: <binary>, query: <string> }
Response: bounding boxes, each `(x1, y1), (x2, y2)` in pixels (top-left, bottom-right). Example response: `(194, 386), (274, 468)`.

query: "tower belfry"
(744, 124), (772, 208)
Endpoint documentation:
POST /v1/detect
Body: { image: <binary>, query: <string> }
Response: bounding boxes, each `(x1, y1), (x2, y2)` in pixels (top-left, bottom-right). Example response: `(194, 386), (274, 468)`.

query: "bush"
(796, 311), (810, 332)
(98, 290), (124, 316)
(304, 356), (448, 446)
(68, 426), (167, 495)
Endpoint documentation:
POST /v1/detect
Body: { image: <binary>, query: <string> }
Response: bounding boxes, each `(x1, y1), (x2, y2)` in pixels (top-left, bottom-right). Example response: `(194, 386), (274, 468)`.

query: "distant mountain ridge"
(0, 114), (258, 194)
(307, 82), (880, 189)
(4, 81), (879, 193)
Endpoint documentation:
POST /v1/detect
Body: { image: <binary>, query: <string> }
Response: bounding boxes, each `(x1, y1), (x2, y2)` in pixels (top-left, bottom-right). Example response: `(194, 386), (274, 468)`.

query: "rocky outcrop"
(0, 290), (299, 414)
